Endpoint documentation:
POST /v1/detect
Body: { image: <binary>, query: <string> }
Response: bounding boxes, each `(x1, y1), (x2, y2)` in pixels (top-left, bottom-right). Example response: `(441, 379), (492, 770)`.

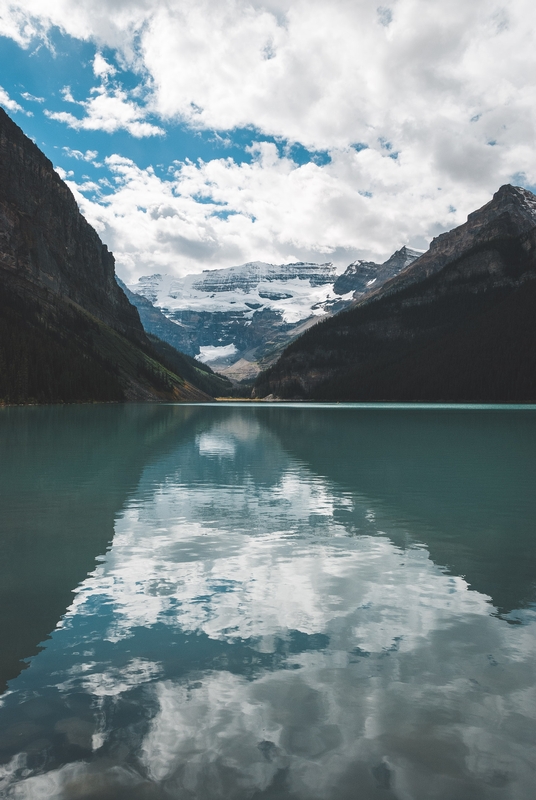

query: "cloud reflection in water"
(3, 408), (536, 799)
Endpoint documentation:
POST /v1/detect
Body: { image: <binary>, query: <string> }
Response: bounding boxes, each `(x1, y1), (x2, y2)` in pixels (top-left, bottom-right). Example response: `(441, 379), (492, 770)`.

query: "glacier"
(127, 250), (421, 380)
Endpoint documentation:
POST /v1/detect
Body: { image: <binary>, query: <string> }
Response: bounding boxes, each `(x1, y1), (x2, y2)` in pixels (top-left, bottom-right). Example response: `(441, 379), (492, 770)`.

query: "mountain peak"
(473, 183), (536, 228)
(436, 183), (536, 250)
(494, 183), (536, 201)
(395, 245), (423, 258)
(332, 246), (421, 296)
(371, 185), (536, 300)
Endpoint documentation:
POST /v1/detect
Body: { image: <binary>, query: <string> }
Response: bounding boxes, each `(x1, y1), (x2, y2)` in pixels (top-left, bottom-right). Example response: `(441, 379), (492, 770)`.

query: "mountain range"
(2, 104), (536, 406)
(254, 184), (536, 403)
(126, 247), (421, 380)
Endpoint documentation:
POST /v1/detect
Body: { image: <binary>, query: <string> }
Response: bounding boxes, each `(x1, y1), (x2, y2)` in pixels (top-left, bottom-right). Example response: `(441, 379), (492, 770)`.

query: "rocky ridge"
(0, 108), (141, 341)
(254, 184), (536, 402)
(190, 261), (338, 293)
(333, 247), (422, 296)
(372, 185), (536, 299)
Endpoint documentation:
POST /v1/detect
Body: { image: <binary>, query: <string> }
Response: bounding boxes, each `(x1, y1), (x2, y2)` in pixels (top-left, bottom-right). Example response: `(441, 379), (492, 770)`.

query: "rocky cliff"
(0, 108), (210, 404)
(118, 279), (234, 397)
(255, 185), (536, 402)
(0, 108), (142, 340)
(376, 185), (536, 297)
(333, 246), (421, 296)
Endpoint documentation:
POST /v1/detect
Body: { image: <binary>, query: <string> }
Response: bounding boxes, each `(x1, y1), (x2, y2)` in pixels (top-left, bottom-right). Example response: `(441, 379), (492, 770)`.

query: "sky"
(1, 0), (536, 282)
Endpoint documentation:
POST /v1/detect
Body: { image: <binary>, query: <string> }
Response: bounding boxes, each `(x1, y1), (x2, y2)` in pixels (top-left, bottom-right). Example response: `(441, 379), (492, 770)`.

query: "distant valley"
(126, 247), (421, 381)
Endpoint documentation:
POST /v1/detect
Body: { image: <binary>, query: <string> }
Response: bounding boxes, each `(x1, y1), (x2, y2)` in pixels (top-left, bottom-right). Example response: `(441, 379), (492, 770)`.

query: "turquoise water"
(0, 403), (535, 799)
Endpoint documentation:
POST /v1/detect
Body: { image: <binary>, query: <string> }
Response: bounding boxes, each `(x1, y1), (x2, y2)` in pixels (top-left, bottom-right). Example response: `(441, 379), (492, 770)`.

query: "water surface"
(1, 403), (535, 799)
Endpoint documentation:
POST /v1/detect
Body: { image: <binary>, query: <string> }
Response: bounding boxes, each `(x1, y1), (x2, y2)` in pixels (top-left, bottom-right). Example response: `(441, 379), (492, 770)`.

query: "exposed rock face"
(0, 108), (142, 341)
(0, 108), (210, 403)
(255, 185), (536, 402)
(377, 185), (536, 297)
(333, 247), (421, 296)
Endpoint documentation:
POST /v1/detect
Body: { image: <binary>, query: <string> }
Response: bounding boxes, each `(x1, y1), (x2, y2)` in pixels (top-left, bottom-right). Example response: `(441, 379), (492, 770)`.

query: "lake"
(0, 403), (536, 799)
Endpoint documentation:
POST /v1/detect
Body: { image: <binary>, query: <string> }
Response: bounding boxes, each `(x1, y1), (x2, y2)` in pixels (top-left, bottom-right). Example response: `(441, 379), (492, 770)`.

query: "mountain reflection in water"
(0, 404), (535, 800)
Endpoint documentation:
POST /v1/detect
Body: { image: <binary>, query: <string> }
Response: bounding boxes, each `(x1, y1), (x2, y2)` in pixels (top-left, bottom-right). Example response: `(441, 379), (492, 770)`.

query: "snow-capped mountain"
(127, 252), (421, 380)
(134, 261), (337, 325)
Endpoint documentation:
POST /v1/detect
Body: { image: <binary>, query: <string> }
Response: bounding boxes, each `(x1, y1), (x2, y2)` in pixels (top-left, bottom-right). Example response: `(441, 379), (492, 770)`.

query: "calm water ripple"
(0, 403), (535, 799)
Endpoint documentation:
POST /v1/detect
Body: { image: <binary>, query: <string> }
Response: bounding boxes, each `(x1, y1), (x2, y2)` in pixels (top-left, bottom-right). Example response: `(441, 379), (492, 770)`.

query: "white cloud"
(3, 1), (536, 152)
(93, 51), (116, 80)
(60, 85), (76, 103)
(45, 84), (164, 137)
(62, 146), (98, 161)
(0, 85), (31, 115)
(37, 0), (536, 160)
(55, 166), (74, 179)
(68, 138), (518, 282)
(20, 90), (44, 102)
(4, 0), (536, 274)
(6, 413), (536, 798)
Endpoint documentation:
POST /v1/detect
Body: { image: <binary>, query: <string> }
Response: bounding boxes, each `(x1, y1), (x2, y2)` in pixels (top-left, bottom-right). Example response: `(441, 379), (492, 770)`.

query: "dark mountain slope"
(0, 107), (210, 403)
(147, 335), (233, 398)
(118, 278), (233, 397)
(254, 185), (536, 402)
